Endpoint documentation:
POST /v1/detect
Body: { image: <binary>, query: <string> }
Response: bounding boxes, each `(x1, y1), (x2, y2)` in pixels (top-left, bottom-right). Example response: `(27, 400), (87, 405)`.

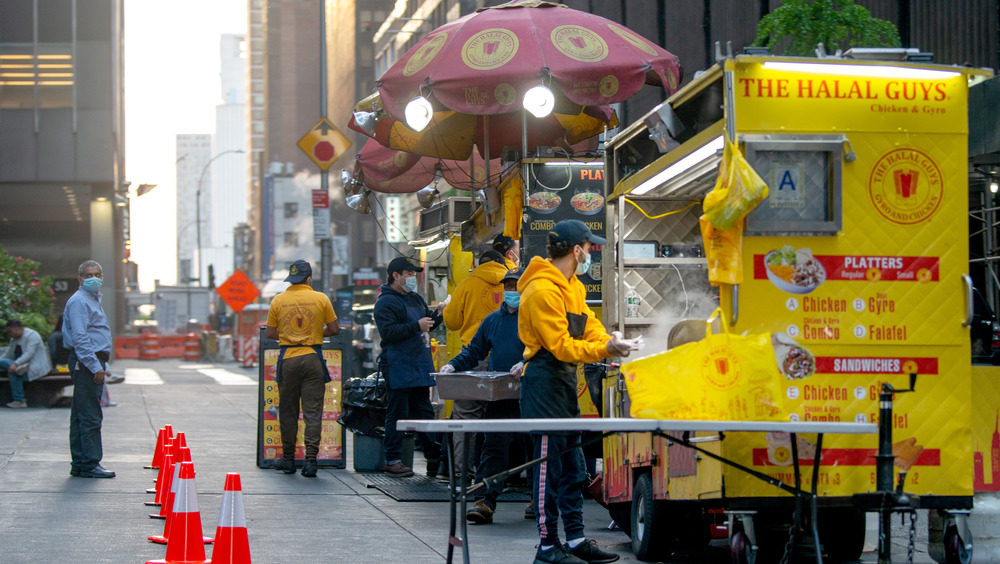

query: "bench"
(0, 371), (73, 407)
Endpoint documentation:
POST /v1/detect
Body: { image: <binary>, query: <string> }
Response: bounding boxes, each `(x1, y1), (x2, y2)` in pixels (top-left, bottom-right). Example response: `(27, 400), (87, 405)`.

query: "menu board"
(256, 327), (351, 468)
(522, 161), (606, 301)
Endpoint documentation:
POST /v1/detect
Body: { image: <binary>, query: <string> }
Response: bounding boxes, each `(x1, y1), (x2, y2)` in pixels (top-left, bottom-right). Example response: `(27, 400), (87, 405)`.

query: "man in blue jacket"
(374, 256), (444, 477)
(439, 267), (528, 523)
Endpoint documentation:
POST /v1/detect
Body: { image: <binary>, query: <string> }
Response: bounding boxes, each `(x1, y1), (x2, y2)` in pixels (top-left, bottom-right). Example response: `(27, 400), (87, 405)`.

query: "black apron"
(275, 345), (331, 384)
(519, 310), (587, 434)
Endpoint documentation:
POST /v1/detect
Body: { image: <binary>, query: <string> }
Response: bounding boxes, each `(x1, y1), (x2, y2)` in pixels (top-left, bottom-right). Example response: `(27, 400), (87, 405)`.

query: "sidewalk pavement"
(0, 358), (934, 562)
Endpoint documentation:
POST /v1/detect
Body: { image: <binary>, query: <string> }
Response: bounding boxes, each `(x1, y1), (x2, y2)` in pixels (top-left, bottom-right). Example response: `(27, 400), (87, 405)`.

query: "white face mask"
(403, 275), (418, 293)
(575, 247), (591, 276)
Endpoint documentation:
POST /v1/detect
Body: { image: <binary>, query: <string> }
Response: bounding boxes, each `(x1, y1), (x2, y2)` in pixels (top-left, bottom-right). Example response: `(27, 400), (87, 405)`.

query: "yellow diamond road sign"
(297, 117), (352, 171)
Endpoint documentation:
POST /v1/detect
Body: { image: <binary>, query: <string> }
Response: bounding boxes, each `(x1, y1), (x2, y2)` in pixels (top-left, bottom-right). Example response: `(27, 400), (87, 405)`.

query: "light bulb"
(404, 96), (434, 131)
(523, 85), (555, 118)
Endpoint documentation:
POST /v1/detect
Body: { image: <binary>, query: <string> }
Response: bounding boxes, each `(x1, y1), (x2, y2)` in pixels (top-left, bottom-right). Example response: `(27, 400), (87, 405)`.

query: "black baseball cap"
(501, 267), (523, 283)
(386, 256), (424, 277)
(493, 234), (515, 254)
(284, 260), (312, 284)
(548, 219), (606, 247)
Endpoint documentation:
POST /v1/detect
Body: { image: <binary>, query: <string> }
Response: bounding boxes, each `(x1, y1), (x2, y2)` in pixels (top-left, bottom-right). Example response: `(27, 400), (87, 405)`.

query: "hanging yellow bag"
(700, 215), (744, 285)
(621, 308), (788, 422)
(702, 137), (769, 230)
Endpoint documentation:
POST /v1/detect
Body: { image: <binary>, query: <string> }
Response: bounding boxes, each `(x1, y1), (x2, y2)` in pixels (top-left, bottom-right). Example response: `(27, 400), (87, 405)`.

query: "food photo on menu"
(764, 245), (827, 294)
(527, 190), (561, 214)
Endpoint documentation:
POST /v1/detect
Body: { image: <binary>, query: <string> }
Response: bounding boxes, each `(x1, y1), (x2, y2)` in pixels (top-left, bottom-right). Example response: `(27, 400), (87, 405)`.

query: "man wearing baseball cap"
(265, 260), (339, 477)
(493, 234), (520, 269)
(374, 256), (444, 478)
(517, 220), (636, 563)
(439, 267), (531, 524)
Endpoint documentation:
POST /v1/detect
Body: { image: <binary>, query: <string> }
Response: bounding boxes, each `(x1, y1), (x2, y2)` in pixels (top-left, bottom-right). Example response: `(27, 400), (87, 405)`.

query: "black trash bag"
(338, 372), (387, 438)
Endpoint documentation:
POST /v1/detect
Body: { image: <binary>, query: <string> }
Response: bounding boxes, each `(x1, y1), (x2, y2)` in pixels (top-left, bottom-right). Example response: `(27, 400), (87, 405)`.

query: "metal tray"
(432, 371), (521, 401)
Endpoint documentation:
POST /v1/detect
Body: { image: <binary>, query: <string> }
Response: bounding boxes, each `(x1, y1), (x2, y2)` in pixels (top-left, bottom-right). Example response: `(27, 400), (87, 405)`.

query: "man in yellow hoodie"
(518, 220), (636, 564)
(442, 249), (509, 479)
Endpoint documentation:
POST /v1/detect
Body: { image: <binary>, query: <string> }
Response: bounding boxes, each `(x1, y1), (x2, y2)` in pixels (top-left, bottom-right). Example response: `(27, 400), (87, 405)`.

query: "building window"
(0, 43), (74, 109)
(283, 202), (298, 218)
(283, 231), (297, 247)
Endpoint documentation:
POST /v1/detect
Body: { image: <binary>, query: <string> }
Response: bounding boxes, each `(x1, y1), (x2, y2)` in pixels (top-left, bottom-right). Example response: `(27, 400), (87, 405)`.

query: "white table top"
(396, 417), (877, 435)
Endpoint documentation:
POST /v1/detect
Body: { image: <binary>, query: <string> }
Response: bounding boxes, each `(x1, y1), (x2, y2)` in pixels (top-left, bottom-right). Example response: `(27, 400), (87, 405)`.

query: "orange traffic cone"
(151, 445), (188, 520)
(145, 426), (171, 470)
(207, 473), (252, 564)
(150, 453), (175, 519)
(151, 448), (212, 545)
(174, 431), (188, 450)
(147, 462), (209, 564)
(146, 439), (175, 501)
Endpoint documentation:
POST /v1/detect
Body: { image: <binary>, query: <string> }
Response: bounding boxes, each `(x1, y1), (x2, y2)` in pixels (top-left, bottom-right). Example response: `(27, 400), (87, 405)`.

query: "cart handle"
(963, 274), (974, 327)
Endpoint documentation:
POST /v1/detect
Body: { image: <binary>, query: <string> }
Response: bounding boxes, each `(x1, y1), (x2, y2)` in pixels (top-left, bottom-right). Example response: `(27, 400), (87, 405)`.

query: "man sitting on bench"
(1, 319), (52, 408)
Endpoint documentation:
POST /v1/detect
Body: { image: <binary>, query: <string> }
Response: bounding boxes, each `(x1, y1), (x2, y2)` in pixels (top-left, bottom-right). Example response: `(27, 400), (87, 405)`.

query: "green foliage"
(0, 246), (56, 341)
(754, 0), (901, 57)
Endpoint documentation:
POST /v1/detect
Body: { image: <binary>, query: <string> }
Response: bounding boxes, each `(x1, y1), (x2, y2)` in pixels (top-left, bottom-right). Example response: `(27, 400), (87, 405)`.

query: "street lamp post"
(196, 149), (245, 286)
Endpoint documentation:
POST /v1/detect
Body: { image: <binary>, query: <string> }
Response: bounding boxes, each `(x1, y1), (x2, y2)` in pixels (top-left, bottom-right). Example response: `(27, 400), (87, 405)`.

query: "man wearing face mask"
(493, 234), (520, 269)
(439, 267), (528, 524)
(374, 256), (445, 478)
(63, 260), (115, 478)
(518, 220), (636, 564)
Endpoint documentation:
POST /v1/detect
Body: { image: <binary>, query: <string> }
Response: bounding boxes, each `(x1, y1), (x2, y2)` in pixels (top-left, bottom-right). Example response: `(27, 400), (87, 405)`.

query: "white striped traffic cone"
(147, 462), (209, 564)
(151, 448), (212, 545)
(207, 473), (251, 564)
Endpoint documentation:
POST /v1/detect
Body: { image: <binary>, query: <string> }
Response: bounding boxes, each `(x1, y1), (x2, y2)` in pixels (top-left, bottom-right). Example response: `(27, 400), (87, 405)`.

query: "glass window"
(0, 43), (73, 109)
(0, 1), (33, 42)
(283, 232), (297, 247)
(38, 0), (72, 42)
(283, 202), (298, 218)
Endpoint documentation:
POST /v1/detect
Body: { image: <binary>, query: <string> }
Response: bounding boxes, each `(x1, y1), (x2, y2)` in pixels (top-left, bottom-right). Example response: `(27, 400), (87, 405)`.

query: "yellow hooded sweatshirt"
(517, 255), (610, 364)
(443, 260), (508, 345)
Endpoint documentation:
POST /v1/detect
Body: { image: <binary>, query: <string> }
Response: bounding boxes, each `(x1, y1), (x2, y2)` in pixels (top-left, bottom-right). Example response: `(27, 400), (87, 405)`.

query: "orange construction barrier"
(159, 335), (186, 358)
(183, 333), (201, 361)
(140, 331), (160, 360)
(147, 462), (210, 564)
(145, 425), (172, 470)
(114, 335), (141, 359)
(240, 337), (256, 368)
(208, 473), (252, 564)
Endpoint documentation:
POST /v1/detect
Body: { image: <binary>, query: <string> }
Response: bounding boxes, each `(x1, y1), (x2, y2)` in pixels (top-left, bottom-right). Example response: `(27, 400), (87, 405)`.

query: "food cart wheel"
(729, 529), (755, 564)
(944, 525), (972, 564)
(631, 473), (669, 561)
(817, 507), (865, 561)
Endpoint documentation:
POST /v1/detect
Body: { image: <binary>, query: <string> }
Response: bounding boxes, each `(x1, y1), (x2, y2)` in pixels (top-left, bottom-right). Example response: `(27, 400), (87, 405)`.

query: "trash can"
(353, 432), (413, 472)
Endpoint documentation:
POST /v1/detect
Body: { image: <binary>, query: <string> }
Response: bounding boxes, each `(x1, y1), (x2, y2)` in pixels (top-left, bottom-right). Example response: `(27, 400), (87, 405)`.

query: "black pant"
(277, 354), (326, 460)
(384, 386), (440, 465)
(473, 399), (531, 508)
(68, 351), (104, 471)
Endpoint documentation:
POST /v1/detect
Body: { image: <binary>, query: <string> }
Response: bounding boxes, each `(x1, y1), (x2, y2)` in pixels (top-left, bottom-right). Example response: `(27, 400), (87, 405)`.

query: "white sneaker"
(6, 400), (27, 408)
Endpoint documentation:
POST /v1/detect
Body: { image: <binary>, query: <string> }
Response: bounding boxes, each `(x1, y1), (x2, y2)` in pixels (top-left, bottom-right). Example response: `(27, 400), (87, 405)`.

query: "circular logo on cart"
(868, 148), (943, 225)
(462, 29), (518, 70)
(282, 306), (315, 341)
(404, 33), (448, 77)
(494, 83), (516, 106)
(608, 24), (658, 56)
(599, 75), (619, 98)
(702, 347), (741, 390)
(551, 25), (608, 62)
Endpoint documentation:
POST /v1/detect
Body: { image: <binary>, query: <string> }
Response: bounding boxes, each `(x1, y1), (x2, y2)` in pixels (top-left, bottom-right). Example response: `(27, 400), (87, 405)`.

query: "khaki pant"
(278, 354), (326, 460)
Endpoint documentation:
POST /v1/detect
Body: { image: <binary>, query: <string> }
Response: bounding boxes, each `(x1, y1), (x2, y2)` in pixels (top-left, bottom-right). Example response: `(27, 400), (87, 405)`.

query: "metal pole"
(196, 149), (244, 286)
(319, 0), (331, 295)
(876, 388), (895, 564)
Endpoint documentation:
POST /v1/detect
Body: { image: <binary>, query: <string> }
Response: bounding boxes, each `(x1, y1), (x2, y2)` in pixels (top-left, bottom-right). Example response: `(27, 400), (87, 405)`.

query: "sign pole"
(317, 0), (331, 296)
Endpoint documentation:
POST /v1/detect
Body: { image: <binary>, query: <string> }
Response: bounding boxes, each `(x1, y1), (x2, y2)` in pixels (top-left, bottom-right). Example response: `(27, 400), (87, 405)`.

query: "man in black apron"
(517, 220), (636, 564)
(374, 257), (444, 478)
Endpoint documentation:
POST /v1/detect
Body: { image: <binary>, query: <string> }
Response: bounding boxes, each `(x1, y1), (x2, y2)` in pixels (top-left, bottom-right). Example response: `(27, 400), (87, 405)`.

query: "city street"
(0, 358), (935, 563)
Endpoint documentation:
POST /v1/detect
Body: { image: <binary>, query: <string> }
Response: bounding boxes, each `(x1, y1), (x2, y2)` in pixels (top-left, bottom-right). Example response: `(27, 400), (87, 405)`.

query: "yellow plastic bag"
(503, 176), (523, 240)
(702, 137), (769, 230)
(700, 215), (743, 286)
(621, 308), (786, 421)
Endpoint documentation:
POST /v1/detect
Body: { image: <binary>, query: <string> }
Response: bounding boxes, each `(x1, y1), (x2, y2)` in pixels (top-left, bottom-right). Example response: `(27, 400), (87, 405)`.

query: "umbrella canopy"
(355, 138), (513, 194)
(349, 92), (616, 160)
(377, 0), (681, 121)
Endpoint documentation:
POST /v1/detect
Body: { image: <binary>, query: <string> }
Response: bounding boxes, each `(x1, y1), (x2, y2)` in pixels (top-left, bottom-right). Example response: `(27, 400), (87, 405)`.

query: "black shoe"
(383, 462), (414, 477)
(77, 465), (115, 479)
(567, 539), (619, 563)
(69, 467), (81, 477)
(466, 501), (494, 524)
(301, 459), (317, 478)
(534, 544), (585, 564)
(272, 458), (296, 474)
(426, 459), (440, 477)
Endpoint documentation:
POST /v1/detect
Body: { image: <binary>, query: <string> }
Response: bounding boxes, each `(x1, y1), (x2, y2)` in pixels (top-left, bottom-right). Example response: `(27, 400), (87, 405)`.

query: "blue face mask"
(504, 291), (520, 309)
(82, 277), (103, 293)
(403, 276), (418, 293)
(575, 248), (592, 276)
